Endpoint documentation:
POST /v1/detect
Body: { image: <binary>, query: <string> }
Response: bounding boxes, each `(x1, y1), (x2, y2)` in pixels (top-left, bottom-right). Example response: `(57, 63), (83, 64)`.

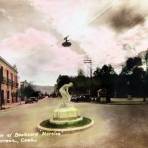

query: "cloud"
(0, 28), (82, 84)
(109, 7), (145, 31)
(0, 0), (46, 39)
(0, 0), (148, 85)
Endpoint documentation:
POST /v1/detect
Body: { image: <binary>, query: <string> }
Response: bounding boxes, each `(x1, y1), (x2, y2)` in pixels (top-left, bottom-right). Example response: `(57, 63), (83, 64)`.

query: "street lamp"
(62, 36), (72, 47)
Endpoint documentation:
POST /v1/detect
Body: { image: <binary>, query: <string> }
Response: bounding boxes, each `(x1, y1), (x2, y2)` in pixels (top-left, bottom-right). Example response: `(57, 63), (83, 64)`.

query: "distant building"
(0, 56), (18, 105)
(33, 85), (54, 95)
(20, 80), (54, 98)
(20, 80), (29, 88)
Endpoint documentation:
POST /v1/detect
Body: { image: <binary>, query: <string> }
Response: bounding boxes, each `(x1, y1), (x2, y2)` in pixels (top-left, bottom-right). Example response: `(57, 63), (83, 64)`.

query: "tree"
(92, 67), (101, 96)
(99, 65), (116, 88)
(121, 57), (142, 74)
(131, 67), (145, 97)
(71, 70), (89, 95)
(119, 56), (144, 97)
(96, 65), (117, 101)
(20, 82), (41, 99)
(116, 74), (127, 97)
(77, 69), (85, 77)
(93, 67), (101, 78)
(143, 73), (148, 97)
(145, 50), (148, 72)
(21, 84), (35, 98)
(56, 75), (71, 90)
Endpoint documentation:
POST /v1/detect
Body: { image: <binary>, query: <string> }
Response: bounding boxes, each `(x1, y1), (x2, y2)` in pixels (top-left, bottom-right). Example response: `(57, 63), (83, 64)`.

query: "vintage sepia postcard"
(0, 0), (148, 148)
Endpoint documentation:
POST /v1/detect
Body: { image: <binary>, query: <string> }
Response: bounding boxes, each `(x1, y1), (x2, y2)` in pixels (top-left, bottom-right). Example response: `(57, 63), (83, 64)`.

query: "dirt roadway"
(0, 98), (148, 148)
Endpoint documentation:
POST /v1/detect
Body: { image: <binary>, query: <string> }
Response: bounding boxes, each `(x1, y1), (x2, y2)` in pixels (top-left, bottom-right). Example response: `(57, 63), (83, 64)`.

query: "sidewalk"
(1, 101), (25, 110)
(0, 97), (48, 110)
(111, 98), (147, 104)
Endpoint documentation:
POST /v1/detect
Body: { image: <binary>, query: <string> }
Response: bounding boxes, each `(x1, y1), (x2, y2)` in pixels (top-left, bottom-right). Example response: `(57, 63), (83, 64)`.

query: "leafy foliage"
(56, 55), (148, 98)
(20, 83), (41, 98)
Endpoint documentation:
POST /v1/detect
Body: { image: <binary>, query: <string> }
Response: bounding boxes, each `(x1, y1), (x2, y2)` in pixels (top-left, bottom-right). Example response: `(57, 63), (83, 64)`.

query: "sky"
(0, 0), (148, 85)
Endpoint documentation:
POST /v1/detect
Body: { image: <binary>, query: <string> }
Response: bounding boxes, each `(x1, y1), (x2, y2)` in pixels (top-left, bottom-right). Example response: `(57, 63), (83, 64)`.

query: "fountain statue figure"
(59, 82), (73, 106)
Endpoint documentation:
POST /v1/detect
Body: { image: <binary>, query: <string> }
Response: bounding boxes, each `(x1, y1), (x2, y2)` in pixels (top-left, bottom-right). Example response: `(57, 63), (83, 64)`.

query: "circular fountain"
(37, 83), (94, 134)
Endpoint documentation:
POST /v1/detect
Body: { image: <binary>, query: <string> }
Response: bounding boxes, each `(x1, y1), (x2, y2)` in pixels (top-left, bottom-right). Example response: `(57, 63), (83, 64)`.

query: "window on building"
(1, 66), (3, 76)
(7, 91), (9, 100)
(6, 70), (9, 87)
(11, 73), (13, 81)
(7, 70), (9, 79)
(1, 90), (4, 105)
(0, 66), (3, 82)
(11, 73), (13, 88)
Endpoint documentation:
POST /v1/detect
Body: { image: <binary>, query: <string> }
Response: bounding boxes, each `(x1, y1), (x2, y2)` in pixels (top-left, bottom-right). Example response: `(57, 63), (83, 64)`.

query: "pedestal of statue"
(50, 103), (82, 125)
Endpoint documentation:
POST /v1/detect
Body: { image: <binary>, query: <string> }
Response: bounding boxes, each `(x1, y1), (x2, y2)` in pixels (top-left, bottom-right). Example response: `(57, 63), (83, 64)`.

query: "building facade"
(0, 56), (18, 105)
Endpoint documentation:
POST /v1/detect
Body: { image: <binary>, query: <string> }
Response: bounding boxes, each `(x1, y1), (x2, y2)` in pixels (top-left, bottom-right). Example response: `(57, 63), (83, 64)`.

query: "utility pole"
(84, 56), (92, 96)
(84, 56), (92, 78)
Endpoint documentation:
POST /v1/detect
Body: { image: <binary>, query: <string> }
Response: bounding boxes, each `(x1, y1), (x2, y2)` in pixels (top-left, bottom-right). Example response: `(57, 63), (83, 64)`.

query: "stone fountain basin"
(37, 105), (94, 134)
(37, 117), (94, 134)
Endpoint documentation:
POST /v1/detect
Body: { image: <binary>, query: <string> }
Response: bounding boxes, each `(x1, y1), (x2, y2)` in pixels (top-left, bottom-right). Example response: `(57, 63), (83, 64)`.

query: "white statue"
(59, 82), (73, 106)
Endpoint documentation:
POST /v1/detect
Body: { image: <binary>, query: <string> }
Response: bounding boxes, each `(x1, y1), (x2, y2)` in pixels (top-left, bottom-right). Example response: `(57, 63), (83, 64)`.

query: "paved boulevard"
(0, 98), (148, 148)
